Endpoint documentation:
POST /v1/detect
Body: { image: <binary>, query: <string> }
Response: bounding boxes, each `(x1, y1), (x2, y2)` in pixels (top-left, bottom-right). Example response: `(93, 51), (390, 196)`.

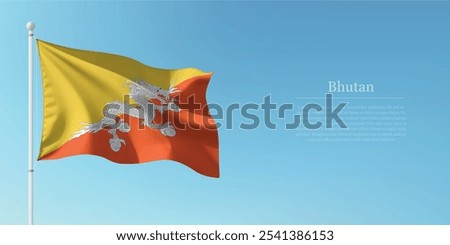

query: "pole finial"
(26, 22), (35, 34)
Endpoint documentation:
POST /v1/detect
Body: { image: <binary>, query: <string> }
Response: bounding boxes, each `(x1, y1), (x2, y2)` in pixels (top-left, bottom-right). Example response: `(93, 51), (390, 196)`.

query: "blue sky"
(0, 1), (449, 224)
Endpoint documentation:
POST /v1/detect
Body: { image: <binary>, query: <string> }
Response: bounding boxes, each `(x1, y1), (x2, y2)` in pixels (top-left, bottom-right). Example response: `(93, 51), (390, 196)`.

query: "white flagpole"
(27, 21), (35, 225)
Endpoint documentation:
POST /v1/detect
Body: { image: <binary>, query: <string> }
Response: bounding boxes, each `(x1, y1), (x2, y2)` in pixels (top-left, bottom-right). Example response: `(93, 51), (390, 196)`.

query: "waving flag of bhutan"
(37, 40), (219, 177)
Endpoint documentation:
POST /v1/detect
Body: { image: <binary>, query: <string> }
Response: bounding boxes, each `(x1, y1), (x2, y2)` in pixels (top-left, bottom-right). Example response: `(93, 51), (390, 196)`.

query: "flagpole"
(27, 21), (35, 225)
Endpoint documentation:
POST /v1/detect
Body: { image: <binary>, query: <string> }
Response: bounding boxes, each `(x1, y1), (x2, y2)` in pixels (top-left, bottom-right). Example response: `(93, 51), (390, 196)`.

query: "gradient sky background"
(0, 1), (449, 224)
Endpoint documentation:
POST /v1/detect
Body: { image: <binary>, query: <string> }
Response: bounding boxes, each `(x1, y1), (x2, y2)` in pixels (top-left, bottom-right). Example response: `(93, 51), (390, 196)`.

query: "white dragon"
(72, 80), (181, 152)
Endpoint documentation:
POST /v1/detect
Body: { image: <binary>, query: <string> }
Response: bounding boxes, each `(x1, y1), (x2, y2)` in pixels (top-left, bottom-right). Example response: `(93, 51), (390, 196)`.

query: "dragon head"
(126, 80), (179, 103)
